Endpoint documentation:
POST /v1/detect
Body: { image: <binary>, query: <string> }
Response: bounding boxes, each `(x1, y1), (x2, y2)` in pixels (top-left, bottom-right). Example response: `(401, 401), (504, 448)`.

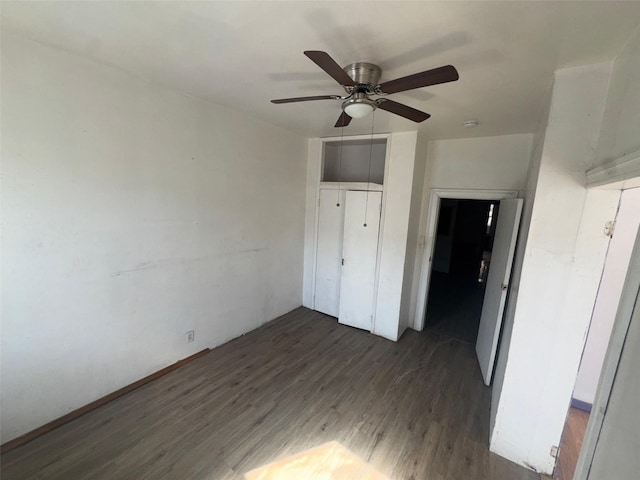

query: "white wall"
(493, 27), (640, 474)
(593, 26), (640, 169)
(410, 133), (534, 329)
(571, 26), (640, 406)
(587, 228), (640, 480)
(574, 28), (640, 403)
(1, 30), (307, 443)
(489, 62), (620, 474)
(398, 133), (427, 337)
(372, 131), (418, 340)
(573, 188), (640, 405)
(302, 138), (323, 309)
(424, 134), (534, 191)
(491, 91), (551, 440)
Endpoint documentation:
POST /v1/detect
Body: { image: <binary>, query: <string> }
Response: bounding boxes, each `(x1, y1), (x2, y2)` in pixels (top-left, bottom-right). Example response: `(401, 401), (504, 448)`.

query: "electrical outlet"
(186, 330), (195, 343)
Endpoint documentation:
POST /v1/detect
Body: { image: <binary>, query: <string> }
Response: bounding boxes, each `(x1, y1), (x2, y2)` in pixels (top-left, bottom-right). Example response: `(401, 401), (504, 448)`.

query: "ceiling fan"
(271, 51), (459, 127)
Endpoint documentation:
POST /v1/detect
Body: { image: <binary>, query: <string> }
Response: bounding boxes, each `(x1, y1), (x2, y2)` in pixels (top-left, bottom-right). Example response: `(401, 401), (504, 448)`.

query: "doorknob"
(501, 283), (508, 291)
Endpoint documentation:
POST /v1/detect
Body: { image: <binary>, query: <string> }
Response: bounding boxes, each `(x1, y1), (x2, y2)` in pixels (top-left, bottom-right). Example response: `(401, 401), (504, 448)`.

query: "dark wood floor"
(556, 407), (590, 480)
(1, 307), (540, 480)
(425, 271), (486, 344)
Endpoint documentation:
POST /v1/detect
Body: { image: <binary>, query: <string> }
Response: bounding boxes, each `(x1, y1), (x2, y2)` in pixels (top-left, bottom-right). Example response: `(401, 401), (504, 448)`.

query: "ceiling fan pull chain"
(363, 109), (376, 227)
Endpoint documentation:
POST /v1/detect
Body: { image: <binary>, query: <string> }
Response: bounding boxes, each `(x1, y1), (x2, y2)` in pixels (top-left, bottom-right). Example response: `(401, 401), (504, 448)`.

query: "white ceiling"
(3, 1), (640, 139)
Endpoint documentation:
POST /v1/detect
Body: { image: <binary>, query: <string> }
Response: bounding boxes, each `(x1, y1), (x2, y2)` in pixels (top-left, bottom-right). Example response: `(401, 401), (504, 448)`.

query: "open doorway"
(424, 199), (499, 343)
(416, 189), (522, 386)
(555, 186), (640, 480)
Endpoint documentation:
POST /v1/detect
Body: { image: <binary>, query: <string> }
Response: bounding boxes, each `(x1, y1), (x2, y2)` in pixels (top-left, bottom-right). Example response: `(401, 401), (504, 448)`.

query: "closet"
(314, 188), (346, 317)
(313, 138), (387, 332)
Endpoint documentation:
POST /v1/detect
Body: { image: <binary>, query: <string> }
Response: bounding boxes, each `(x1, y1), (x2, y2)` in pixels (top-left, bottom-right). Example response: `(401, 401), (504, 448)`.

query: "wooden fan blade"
(376, 99), (431, 122)
(334, 111), (352, 128)
(377, 65), (459, 94)
(271, 95), (341, 104)
(304, 51), (356, 87)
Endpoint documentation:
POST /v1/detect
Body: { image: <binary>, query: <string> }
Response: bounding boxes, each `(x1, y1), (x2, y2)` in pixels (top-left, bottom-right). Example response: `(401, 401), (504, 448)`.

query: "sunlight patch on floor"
(244, 441), (389, 480)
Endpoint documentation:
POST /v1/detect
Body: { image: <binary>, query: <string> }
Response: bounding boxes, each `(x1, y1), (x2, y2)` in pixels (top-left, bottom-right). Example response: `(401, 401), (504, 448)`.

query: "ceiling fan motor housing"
(344, 62), (382, 89)
(340, 63), (382, 118)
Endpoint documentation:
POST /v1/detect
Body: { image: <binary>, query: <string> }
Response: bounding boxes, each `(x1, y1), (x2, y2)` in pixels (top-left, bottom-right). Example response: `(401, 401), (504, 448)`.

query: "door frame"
(413, 188), (519, 331)
(573, 223), (640, 480)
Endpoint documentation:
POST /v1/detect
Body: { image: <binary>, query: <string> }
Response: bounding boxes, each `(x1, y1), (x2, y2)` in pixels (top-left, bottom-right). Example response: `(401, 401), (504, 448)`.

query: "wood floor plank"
(1, 307), (541, 480)
(556, 406), (589, 480)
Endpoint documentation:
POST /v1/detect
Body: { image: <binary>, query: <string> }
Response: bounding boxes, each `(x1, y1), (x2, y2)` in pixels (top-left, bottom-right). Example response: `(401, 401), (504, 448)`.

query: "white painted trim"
(308, 141), (325, 310)
(413, 188), (519, 331)
(586, 148), (640, 189)
(302, 138), (323, 309)
(319, 182), (383, 191)
(371, 135), (393, 335)
(320, 133), (391, 143)
(574, 224), (640, 480)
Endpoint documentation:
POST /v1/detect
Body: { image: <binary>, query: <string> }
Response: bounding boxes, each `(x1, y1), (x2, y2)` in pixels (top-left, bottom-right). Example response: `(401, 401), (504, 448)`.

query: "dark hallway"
(425, 199), (499, 344)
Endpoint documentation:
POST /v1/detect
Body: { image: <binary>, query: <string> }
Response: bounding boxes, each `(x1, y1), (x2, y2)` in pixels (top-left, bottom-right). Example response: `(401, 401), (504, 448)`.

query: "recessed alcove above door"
(322, 139), (387, 185)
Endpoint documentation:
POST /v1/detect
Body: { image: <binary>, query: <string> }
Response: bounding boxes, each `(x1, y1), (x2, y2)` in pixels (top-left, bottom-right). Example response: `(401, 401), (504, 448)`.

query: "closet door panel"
(314, 189), (346, 317)
(339, 190), (382, 331)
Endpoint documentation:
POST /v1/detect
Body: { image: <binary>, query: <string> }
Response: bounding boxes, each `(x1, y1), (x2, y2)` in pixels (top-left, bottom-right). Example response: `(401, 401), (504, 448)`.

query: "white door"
(314, 189), (346, 317)
(338, 190), (382, 331)
(476, 198), (523, 385)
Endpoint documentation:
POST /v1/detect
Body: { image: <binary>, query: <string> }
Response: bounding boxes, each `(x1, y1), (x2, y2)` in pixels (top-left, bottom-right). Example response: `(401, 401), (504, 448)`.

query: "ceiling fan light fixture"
(343, 98), (376, 119)
(272, 51), (459, 127)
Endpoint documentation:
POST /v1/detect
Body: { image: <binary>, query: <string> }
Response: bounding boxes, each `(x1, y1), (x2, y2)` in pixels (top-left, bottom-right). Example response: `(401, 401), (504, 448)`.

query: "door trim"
(413, 188), (519, 331)
(573, 224), (640, 480)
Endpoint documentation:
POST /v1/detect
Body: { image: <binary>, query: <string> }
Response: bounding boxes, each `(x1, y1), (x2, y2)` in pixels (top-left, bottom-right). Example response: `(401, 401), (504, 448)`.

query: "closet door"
(314, 189), (346, 317)
(339, 190), (382, 331)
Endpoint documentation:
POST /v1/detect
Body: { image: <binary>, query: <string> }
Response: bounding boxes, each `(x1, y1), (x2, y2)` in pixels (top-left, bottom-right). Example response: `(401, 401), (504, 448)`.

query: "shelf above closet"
(322, 139), (387, 184)
(319, 182), (383, 191)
